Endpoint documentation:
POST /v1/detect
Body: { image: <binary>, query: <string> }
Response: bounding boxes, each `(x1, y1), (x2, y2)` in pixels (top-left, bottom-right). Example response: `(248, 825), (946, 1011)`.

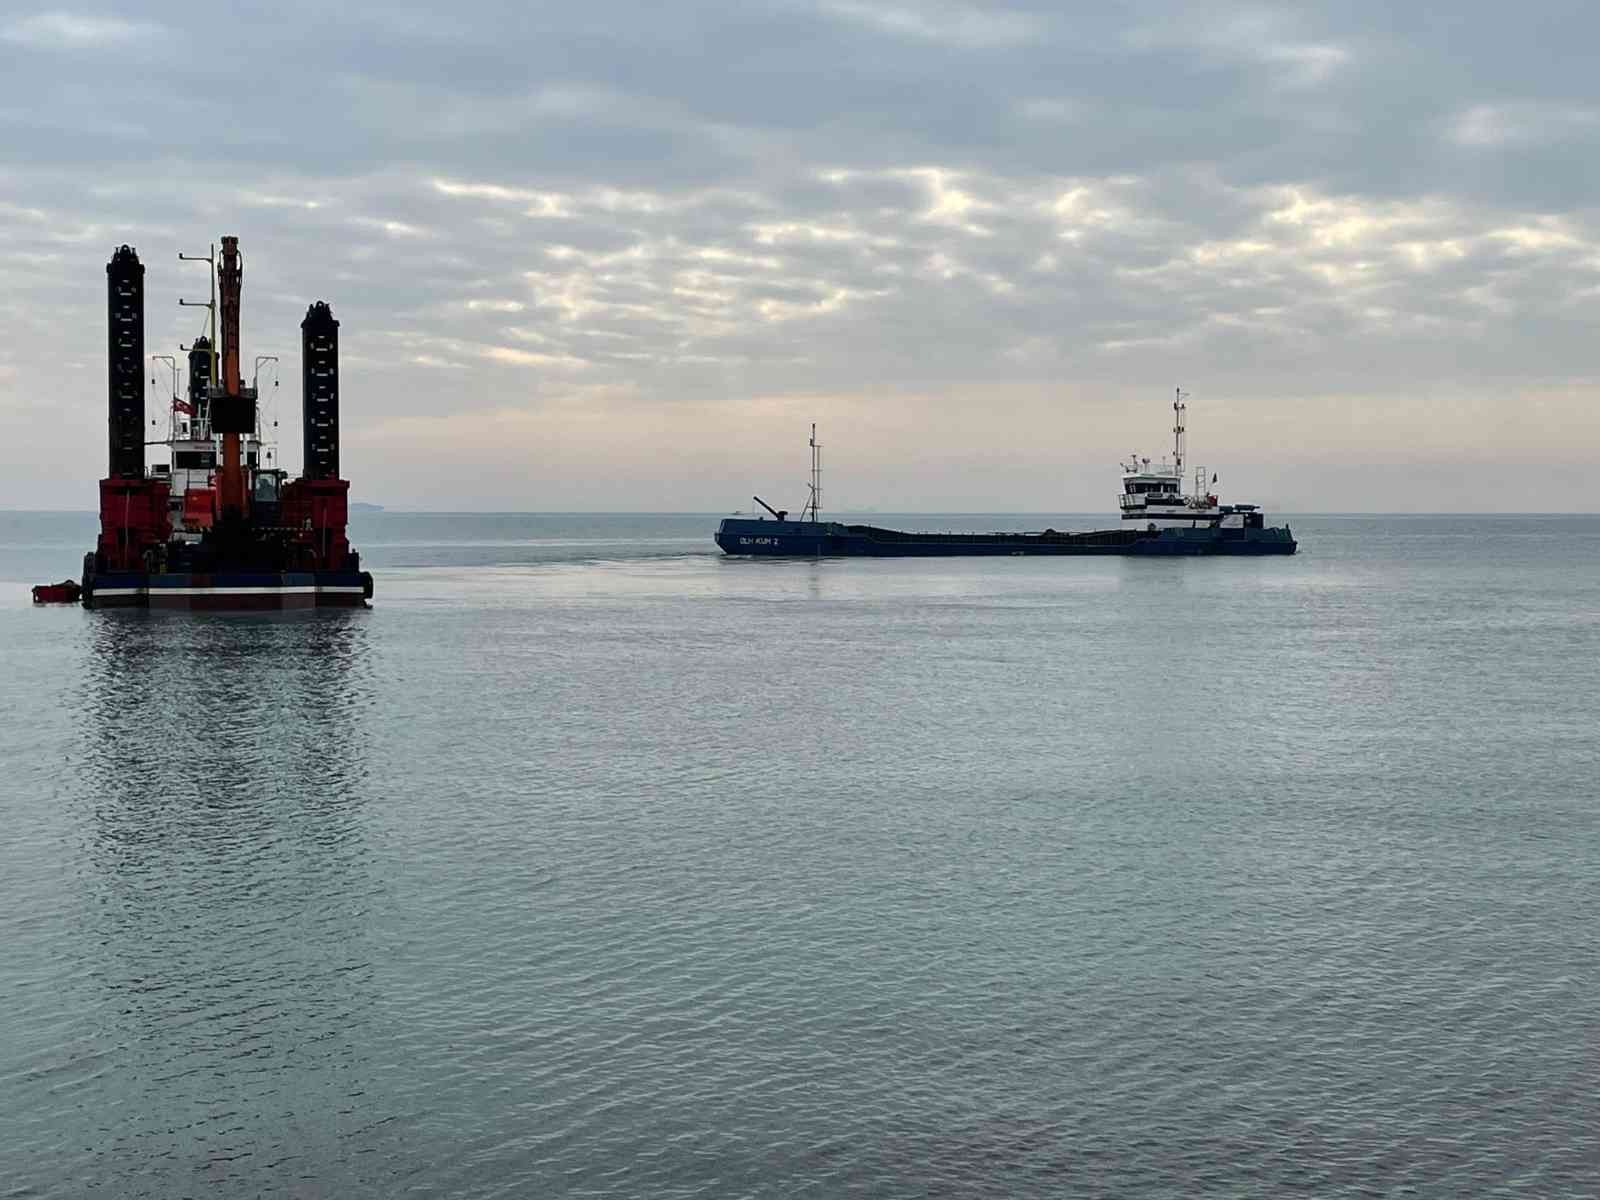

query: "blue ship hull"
(715, 518), (1296, 557)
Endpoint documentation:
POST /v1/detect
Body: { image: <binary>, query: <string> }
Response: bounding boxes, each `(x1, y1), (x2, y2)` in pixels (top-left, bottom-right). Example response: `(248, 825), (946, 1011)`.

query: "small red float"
(31, 580), (82, 604)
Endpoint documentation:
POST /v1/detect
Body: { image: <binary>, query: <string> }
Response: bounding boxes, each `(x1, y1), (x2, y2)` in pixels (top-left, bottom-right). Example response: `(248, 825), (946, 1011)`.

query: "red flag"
(172, 398), (194, 415)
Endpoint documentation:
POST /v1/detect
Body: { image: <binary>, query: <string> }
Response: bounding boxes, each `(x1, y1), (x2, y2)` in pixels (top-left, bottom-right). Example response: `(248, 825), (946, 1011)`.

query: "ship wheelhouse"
(1118, 456), (1221, 529)
(147, 380), (277, 537)
(1119, 460), (1183, 509)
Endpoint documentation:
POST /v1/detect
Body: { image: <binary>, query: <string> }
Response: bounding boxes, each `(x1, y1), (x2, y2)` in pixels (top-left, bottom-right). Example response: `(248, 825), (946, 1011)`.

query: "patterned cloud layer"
(2, 2), (1597, 509)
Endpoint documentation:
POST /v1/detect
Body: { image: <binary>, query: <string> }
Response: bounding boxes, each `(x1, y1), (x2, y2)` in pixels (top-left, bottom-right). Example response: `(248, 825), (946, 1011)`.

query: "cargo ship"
(715, 394), (1296, 557)
(73, 237), (373, 608)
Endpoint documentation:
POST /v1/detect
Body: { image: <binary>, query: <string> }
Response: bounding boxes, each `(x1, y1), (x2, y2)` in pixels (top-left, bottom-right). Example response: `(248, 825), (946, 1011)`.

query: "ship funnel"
(105, 245), (145, 479)
(300, 300), (340, 480)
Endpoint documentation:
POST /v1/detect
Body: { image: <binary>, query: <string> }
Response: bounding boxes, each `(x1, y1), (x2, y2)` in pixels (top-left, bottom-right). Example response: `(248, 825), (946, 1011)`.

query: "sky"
(2, 1), (1598, 512)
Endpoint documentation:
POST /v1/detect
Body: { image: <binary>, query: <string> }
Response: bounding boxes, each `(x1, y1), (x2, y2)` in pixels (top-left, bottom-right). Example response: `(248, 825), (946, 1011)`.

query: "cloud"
(1124, 9), (1352, 88)
(2, 0), (1600, 509)
(815, 0), (1042, 48)
(1, 11), (164, 49)
(1449, 102), (1600, 149)
(480, 346), (590, 369)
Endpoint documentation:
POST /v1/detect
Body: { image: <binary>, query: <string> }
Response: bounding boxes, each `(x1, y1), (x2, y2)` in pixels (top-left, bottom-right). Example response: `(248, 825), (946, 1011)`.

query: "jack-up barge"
(81, 237), (373, 608)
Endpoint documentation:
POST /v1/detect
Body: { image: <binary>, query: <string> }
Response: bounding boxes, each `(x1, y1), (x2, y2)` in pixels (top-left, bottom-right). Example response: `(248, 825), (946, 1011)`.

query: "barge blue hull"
(715, 518), (1296, 557)
(83, 569), (375, 609)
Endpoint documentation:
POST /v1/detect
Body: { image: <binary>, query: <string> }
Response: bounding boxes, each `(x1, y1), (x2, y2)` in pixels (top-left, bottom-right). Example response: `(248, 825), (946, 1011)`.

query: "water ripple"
(2, 517), (1598, 1195)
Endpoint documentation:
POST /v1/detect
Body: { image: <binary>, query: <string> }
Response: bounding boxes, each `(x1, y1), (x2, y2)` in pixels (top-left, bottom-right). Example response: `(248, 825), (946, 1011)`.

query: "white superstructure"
(1118, 389), (1247, 530)
(146, 350), (279, 539)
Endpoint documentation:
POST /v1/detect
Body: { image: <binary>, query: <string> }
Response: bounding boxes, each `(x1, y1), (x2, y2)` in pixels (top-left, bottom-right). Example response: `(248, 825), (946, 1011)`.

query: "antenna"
(1173, 387), (1187, 476)
(178, 244), (217, 385)
(151, 355), (179, 443)
(803, 423), (822, 522)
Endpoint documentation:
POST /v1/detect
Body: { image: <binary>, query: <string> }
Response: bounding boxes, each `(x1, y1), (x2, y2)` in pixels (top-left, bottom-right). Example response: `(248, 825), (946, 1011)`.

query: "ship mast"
(1173, 387), (1187, 477)
(178, 244), (217, 386)
(178, 243), (217, 447)
(803, 423), (822, 522)
(151, 354), (179, 443)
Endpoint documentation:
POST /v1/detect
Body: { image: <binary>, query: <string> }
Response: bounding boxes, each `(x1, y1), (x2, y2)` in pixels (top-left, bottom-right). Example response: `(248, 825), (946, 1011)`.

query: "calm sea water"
(2, 512), (1598, 1198)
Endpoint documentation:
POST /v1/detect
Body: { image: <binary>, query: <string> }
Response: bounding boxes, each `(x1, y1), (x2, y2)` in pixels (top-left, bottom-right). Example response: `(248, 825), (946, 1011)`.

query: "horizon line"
(8, 508), (1600, 518)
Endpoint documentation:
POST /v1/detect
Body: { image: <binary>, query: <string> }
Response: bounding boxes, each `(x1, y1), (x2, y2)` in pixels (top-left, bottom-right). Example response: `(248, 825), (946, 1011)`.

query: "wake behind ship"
(77, 237), (373, 609)
(716, 395), (1296, 557)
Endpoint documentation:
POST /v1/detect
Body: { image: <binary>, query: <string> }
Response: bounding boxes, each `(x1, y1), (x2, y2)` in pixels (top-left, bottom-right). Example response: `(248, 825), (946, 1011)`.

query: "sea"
(2, 511), (1597, 1198)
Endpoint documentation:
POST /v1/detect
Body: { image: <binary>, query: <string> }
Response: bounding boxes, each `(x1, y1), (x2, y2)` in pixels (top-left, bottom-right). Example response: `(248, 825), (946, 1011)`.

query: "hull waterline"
(84, 570), (374, 610)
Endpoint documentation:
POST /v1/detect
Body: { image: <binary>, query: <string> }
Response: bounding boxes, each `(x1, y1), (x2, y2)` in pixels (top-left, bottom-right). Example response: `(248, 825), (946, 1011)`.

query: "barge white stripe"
(95, 586), (365, 596)
(148, 586), (365, 595)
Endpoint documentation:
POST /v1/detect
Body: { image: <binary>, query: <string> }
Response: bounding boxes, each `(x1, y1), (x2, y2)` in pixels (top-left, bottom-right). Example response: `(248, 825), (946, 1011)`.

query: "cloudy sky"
(2, 1), (1597, 511)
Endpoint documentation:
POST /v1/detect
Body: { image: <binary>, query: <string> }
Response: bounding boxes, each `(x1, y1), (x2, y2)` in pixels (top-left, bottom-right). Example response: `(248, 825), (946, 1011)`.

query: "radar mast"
(1173, 387), (1187, 477)
(801, 423), (822, 522)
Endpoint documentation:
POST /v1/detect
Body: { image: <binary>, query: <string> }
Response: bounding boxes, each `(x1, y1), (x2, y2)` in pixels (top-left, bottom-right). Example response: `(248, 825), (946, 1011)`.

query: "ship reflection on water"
(61, 613), (408, 1194)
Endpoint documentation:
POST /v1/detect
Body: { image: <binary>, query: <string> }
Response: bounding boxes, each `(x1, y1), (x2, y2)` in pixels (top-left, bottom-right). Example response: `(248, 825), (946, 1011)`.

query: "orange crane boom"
(216, 235), (247, 517)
